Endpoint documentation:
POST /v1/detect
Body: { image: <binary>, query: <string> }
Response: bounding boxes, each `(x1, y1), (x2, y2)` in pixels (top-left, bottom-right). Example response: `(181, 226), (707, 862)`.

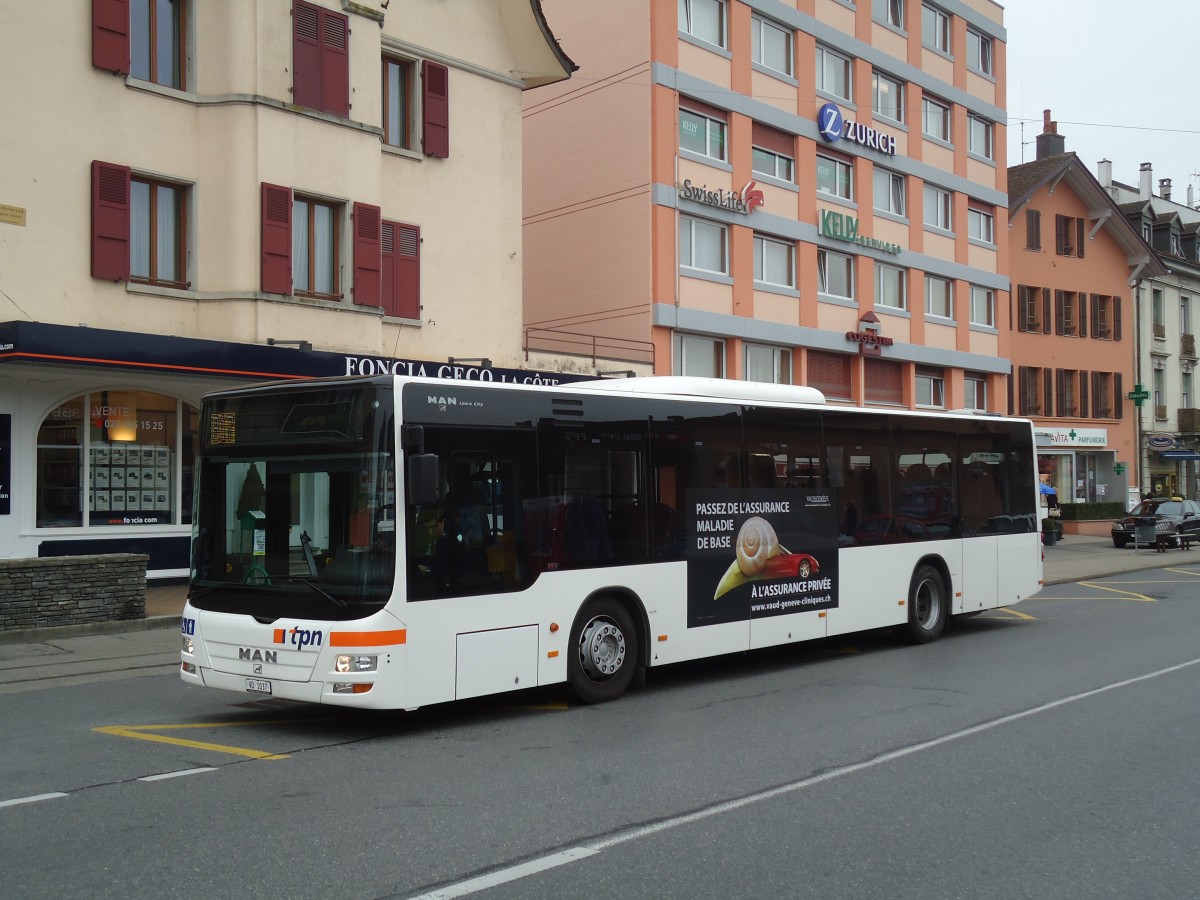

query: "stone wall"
(0, 554), (148, 632)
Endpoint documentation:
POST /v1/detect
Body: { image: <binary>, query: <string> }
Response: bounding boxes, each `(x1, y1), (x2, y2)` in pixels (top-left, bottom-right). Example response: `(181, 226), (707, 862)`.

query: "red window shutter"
(382, 220), (420, 318)
(91, 160), (130, 282)
(93, 0), (130, 74)
(352, 202), (381, 307)
(422, 61), (449, 158)
(1113, 297), (1122, 341)
(321, 8), (350, 117)
(261, 183), (292, 295)
(292, 1), (322, 110)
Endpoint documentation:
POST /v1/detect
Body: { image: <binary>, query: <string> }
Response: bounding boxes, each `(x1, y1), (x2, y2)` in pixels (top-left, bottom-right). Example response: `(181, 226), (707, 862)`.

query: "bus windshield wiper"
(288, 577), (347, 609)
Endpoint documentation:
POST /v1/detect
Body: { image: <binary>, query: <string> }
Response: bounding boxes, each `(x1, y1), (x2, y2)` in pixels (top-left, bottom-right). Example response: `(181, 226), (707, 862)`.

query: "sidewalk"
(1, 537), (1196, 690)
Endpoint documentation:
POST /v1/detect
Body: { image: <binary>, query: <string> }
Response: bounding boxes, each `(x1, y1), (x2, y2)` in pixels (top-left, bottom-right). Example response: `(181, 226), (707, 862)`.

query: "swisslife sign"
(678, 179), (765, 215)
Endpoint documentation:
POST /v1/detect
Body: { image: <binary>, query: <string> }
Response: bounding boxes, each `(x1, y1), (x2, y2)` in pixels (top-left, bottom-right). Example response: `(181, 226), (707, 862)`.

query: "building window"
(754, 234), (795, 287)
(819, 249), (855, 300)
(1055, 214), (1086, 257)
(922, 96), (951, 142)
(817, 154), (854, 200)
(1092, 372), (1113, 418)
(873, 168), (906, 216)
(680, 216), (728, 274)
(131, 0), (184, 88)
(967, 28), (993, 75)
(864, 357), (903, 404)
(922, 4), (951, 53)
(970, 285), (995, 327)
(1056, 369), (1080, 417)
(1153, 369), (1165, 410)
(1018, 367), (1040, 415)
(968, 205), (995, 243)
(293, 195), (340, 299)
(875, 262), (906, 310)
(873, 0), (904, 29)
(816, 45), (852, 100)
(1026, 209), (1041, 250)
(968, 115), (994, 159)
(1054, 290), (1084, 337)
(925, 275), (953, 319)
(37, 391), (198, 529)
(916, 366), (945, 408)
(752, 146), (794, 182)
(872, 72), (904, 123)
(292, 0), (350, 118)
(1090, 294), (1121, 341)
(680, 105), (727, 161)
(752, 16), (792, 76)
(1017, 285), (1048, 333)
(1171, 232), (1184, 256)
(964, 373), (987, 411)
(808, 350), (853, 400)
(382, 57), (415, 150)
(745, 344), (792, 384)
(1183, 295), (1193, 334)
(676, 333), (725, 377)
(679, 0), (726, 48)
(1152, 288), (1165, 330)
(130, 176), (186, 287)
(923, 184), (953, 231)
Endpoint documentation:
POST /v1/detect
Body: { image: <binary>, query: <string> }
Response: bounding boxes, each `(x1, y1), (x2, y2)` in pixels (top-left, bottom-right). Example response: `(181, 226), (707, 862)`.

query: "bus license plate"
(245, 678), (272, 695)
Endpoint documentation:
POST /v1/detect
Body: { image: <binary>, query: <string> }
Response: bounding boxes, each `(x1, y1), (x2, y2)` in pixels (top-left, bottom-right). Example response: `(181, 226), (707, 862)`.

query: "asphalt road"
(3, 568), (1199, 899)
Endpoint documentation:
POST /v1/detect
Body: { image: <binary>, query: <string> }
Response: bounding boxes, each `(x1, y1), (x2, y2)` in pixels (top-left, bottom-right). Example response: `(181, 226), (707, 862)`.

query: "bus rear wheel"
(568, 597), (638, 704)
(902, 564), (947, 644)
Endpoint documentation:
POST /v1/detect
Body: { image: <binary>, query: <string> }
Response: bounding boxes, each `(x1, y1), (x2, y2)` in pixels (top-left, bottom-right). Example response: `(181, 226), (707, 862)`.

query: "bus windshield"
(189, 383), (395, 620)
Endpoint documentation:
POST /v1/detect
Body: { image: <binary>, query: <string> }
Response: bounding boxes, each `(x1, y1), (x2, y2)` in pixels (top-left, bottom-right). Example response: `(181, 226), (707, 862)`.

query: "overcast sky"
(1004, 0), (1200, 204)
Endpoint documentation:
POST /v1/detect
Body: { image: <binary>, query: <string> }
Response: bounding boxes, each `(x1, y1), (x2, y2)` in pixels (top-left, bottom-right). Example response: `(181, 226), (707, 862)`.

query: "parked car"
(1111, 498), (1200, 548)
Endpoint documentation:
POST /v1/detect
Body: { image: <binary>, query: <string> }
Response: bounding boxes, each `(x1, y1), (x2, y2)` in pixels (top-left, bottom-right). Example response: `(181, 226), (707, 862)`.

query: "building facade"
(1098, 162), (1200, 500)
(1006, 115), (1163, 511)
(523, 0), (1010, 410)
(0, 1), (573, 575)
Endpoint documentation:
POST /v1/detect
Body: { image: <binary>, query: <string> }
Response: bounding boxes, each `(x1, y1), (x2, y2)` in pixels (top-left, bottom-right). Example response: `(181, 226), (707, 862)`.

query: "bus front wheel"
(902, 564), (947, 644)
(568, 597), (638, 704)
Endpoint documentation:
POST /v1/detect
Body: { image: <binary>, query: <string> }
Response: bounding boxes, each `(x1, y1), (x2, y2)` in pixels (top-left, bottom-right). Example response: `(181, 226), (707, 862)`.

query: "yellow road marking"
(1077, 581), (1156, 602)
(94, 722), (291, 760)
(1165, 568), (1200, 576)
(994, 607), (1037, 620)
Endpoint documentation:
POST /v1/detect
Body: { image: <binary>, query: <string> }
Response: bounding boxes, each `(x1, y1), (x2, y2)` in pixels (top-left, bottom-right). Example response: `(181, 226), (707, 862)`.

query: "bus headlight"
(335, 654), (378, 673)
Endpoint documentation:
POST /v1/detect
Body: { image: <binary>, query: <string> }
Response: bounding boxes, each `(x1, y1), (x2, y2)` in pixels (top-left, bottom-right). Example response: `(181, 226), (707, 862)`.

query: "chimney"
(1097, 159), (1112, 189)
(1159, 178), (1172, 201)
(1140, 162), (1153, 199)
(1190, 183), (1195, 210)
(1035, 109), (1066, 160)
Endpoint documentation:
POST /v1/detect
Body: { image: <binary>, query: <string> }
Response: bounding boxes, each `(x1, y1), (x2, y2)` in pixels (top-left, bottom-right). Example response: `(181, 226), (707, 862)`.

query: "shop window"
(37, 391), (198, 529)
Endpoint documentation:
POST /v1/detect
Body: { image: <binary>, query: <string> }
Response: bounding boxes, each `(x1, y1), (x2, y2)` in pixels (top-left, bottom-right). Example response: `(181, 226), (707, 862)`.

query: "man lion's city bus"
(180, 375), (1041, 708)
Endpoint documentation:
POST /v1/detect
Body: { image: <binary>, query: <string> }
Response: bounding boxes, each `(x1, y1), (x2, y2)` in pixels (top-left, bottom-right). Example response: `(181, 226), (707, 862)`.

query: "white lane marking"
(138, 768), (217, 782)
(0, 793), (68, 809)
(413, 655), (1200, 899)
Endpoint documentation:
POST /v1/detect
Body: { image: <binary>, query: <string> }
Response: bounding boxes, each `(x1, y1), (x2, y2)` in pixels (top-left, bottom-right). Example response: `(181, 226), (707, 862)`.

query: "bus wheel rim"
(579, 617), (626, 680)
(915, 578), (940, 628)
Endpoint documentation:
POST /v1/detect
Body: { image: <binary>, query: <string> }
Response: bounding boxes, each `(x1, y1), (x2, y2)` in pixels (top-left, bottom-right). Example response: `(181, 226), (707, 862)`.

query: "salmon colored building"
(523, 0), (1011, 411)
(1007, 114), (1164, 509)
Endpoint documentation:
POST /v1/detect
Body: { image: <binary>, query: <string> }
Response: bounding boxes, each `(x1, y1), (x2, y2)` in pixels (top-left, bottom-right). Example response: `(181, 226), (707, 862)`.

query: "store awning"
(1157, 450), (1200, 460)
(0, 320), (591, 385)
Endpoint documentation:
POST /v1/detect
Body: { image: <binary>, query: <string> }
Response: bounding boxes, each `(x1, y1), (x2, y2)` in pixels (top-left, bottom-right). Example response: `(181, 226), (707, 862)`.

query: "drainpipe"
(1134, 277), (1145, 498)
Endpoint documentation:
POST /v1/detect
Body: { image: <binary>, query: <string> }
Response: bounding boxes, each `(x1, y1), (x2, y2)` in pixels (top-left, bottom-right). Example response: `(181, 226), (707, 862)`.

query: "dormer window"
(1172, 232), (1183, 256)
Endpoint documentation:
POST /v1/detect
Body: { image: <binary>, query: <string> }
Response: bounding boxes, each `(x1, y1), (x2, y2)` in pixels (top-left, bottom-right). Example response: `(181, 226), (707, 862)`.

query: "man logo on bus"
(272, 627), (324, 649)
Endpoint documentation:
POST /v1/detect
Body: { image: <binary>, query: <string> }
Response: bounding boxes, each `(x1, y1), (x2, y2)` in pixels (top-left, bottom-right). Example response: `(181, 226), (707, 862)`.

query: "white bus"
(181, 375), (1042, 709)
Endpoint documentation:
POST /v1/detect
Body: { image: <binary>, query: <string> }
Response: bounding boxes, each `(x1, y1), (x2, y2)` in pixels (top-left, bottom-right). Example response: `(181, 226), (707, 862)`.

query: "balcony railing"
(524, 327), (656, 368)
(1154, 323), (1167, 339)
(1183, 333), (1196, 357)
(1155, 404), (1169, 421)
(1179, 408), (1200, 433)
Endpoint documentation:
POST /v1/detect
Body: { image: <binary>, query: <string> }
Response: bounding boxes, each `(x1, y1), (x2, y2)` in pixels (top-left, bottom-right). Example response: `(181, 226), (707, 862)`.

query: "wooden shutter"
(1114, 297), (1123, 341)
(1007, 370), (1014, 415)
(352, 202), (381, 307)
(1055, 368), (1065, 416)
(91, 160), (130, 282)
(1077, 217), (1086, 258)
(1042, 287), (1052, 334)
(422, 61), (450, 158)
(1026, 209), (1040, 251)
(1079, 370), (1089, 418)
(261, 182), (292, 295)
(1090, 294), (1100, 338)
(382, 220), (420, 318)
(1016, 286), (1027, 332)
(1043, 368), (1054, 417)
(292, 2), (322, 110)
(93, 0), (130, 74)
(1114, 373), (1124, 419)
(320, 8), (350, 117)
(1054, 290), (1065, 335)
(1078, 291), (1087, 336)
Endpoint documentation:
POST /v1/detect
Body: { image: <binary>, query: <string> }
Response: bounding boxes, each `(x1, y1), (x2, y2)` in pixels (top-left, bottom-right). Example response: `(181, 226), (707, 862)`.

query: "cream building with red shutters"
(0, 1), (573, 576)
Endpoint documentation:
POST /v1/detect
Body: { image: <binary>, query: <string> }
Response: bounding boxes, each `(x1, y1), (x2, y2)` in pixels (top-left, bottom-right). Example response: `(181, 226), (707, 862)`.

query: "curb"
(0, 615), (179, 646)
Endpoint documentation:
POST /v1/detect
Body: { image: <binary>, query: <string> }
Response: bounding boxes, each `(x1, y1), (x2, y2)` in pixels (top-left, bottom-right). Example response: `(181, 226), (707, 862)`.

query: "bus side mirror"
(407, 453), (440, 507)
